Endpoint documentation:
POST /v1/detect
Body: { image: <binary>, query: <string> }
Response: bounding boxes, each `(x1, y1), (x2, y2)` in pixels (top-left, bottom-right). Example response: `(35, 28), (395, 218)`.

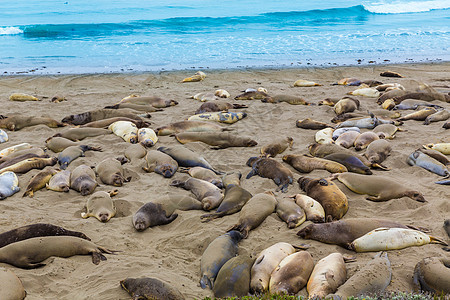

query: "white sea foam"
(0, 27), (23, 35)
(365, 0), (450, 14)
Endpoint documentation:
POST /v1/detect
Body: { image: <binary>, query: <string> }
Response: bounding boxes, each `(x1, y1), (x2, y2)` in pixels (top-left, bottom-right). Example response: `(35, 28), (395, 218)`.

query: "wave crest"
(0, 26), (23, 35)
(364, 0), (450, 14)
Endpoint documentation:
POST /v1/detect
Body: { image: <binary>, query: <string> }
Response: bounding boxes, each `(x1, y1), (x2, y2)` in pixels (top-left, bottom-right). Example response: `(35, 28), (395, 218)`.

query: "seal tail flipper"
(371, 163), (390, 170)
(22, 189), (33, 197)
(200, 275), (213, 290)
(23, 263), (46, 269)
(406, 225), (431, 233)
(245, 169), (256, 179)
(429, 236), (448, 246)
(200, 211), (226, 223)
(163, 213), (178, 225)
(91, 252), (107, 265)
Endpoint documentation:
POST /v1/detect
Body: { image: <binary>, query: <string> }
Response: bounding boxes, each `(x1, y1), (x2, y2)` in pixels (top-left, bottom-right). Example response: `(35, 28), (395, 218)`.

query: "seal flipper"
(162, 213), (178, 225)
(246, 169), (257, 179)
(200, 275), (213, 289)
(91, 252), (107, 264)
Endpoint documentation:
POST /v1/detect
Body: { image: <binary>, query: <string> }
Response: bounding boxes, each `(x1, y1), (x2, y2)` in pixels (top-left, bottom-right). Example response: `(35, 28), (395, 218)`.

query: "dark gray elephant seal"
(132, 202), (178, 231)
(246, 156), (293, 193)
(70, 165), (98, 196)
(58, 145), (101, 169)
(120, 277), (185, 300)
(213, 255), (255, 298)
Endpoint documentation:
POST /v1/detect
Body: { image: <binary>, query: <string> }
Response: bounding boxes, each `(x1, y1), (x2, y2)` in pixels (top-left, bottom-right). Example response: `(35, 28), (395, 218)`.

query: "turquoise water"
(0, 0), (449, 74)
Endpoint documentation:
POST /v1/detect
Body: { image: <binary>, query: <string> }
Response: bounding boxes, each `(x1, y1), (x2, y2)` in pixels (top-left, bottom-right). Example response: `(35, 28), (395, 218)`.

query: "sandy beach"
(0, 62), (449, 299)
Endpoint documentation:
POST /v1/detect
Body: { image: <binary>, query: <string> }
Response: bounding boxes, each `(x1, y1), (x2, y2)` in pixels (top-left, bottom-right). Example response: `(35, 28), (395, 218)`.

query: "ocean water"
(0, 0), (449, 74)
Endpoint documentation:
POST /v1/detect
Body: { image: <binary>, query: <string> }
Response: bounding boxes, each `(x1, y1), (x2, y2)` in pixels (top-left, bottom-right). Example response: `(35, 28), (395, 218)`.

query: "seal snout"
(99, 213), (111, 222)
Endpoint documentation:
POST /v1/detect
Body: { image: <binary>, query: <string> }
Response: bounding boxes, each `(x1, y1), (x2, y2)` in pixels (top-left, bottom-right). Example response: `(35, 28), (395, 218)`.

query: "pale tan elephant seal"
(95, 157), (129, 187)
(170, 177), (223, 211)
(0, 267), (26, 299)
(46, 169), (71, 192)
(81, 190), (117, 222)
(260, 137), (293, 157)
(307, 253), (346, 298)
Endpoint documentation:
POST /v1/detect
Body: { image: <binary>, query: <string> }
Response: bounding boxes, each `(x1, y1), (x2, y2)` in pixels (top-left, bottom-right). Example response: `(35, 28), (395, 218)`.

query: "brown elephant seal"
(53, 127), (111, 141)
(81, 191), (117, 222)
(235, 90), (269, 100)
(0, 236), (113, 268)
(0, 223), (90, 248)
(226, 191), (277, 238)
(354, 132), (382, 151)
(0, 116), (64, 131)
(200, 230), (243, 289)
(419, 148), (450, 166)
(328, 252), (392, 299)
(158, 145), (221, 174)
(424, 109), (450, 125)
(335, 131), (361, 148)
(330, 172), (426, 202)
(104, 102), (162, 113)
(307, 253), (346, 299)
(380, 70), (403, 77)
(363, 139), (392, 168)
(334, 97), (360, 115)
(181, 166), (222, 188)
(142, 150), (178, 178)
(0, 147), (45, 164)
(0, 153), (49, 170)
(298, 176), (348, 222)
(132, 202), (178, 231)
(309, 143), (372, 168)
(170, 177), (223, 211)
(297, 218), (421, 249)
(413, 257), (450, 294)
(296, 118), (331, 130)
(124, 143), (147, 163)
(376, 89), (408, 104)
(80, 116), (150, 128)
(319, 98), (340, 106)
(291, 194), (326, 223)
(23, 167), (58, 197)
(222, 171), (242, 188)
(262, 94), (310, 105)
(443, 120), (450, 129)
(398, 107), (437, 121)
(156, 121), (232, 136)
(0, 156), (58, 174)
(120, 277), (185, 300)
(372, 123), (403, 139)
(283, 154), (347, 173)
(46, 169), (71, 192)
(95, 158), (129, 186)
(61, 108), (145, 125)
(58, 145), (101, 169)
(324, 153), (372, 174)
(195, 102), (247, 114)
(152, 194), (202, 213)
(120, 96), (178, 108)
(45, 136), (80, 152)
(276, 198), (306, 229)
(175, 132), (257, 149)
(269, 251), (314, 295)
(246, 157), (293, 193)
(250, 242), (296, 294)
(213, 255), (254, 298)
(260, 137), (293, 157)
(393, 91), (450, 104)
(70, 164), (97, 196)
(0, 267), (26, 300)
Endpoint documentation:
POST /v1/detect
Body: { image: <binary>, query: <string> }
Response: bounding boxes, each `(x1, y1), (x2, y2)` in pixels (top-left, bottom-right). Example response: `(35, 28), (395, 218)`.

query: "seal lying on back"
(158, 145), (221, 174)
(156, 121), (232, 136)
(175, 132), (257, 149)
(61, 108), (146, 125)
(413, 257), (450, 294)
(0, 223), (90, 248)
(0, 116), (64, 131)
(246, 157), (293, 193)
(121, 277), (185, 300)
(0, 236), (113, 268)
(142, 150), (178, 178)
(170, 178), (223, 211)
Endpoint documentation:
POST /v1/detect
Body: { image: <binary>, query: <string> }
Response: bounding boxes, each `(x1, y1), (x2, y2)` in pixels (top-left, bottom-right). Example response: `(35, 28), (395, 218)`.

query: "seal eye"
(318, 179), (328, 186)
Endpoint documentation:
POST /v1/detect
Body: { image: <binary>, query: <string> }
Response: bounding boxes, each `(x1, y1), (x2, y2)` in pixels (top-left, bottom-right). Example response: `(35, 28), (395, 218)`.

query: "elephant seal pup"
(70, 165), (97, 196)
(195, 101), (247, 114)
(328, 252), (392, 299)
(0, 171), (20, 200)
(372, 123), (403, 139)
(175, 132), (257, 149)
(0, 223), (90, 248)
(283, 154), (348, 173)
(61, 108), (146, 125)
(315, 127), (334, 144)
(413, 257), (450, 294)
(262, 94), (310, 105)
(226, 191), (277, 238)
(22, 167), (58, 197)
(354, 132), (382, 151)
(152, 194), (202, 213)
(0, 236), (113, 268)
(213, 255), (254, 298)
(334, 97), (360, 115)
(246, 157), (293, 193)
(80, 117), (149, 128)
(324, 153), (372, 174)
(181, 166), (222, 188)
(0, 116), (64, 131)
(291, 194), (326, 223)
(251, 242), (296, 294)
(200, 231), (242, 289)
(0, 156), (58, 175)
(407, 150), (449, 177)
(137, 127), (158, 147)
(235, 90), (269, 100)
(331, 172), (426, 202)
(0, 267), (26, 300)
(96, 158), (129, 186)
(120, 277), (185, 300)
(296, 118), (331, 130)
(170, 178), (223, 211)
(0, 129), (7, 143)
(188, 111), (247, 124)
(419, 148), (450, 166)
(335, 131), (361, 148)
(297, 218), (420, 249)
(332, 127), (361, 140)
(104, 102), (162, 112)
(308, 253), (347, 298)
(81, 191), (117, 222)
(276, 198), (306, 229)
(58, 145), (102, 169)
(109, 121), (138, 143)
(363, 139), (392, 168)
(298, 176), (348, 222)
(124, 143), (147, 163)
(158, 145), (221, 174)
(424, 109), (450, 125)
(119, 95), (178, 108)
(132, 202), (178, 231)
(53, 127), (111, 141)
(142, 150), (178, 178)
(380, 70), (403, 77)
(293, 79), (322, 87)
(45, 136), (80, 153)
(9, 92), (39, 101)
(0, 147), (44, 163)
(222, 171), (242, 188)
(46, 170), (71, 192)
(260, 137), (293, 157)
(269, 251), (314, 295)
(398, 107), (437, 121)
(0, 153), (49, 170)
(309, 143), (372, 168)
(393, 91), (450, 104)
(423, 143), (450, 155)
(156, 121), (232, 136)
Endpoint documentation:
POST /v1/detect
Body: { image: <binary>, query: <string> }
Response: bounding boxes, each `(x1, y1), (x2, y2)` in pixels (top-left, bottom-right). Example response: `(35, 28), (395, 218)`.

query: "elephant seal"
(283, 154), (348, 173)
(132, 201), (178, 231)
(120, 277), (185, 300)
(296, 118), (331, 130)
(195, 102), (247, 114)
(22, 167), (58, 197)
(170, 177), (223, 211)
(200, 230), (242, 289)
(226, 191), (277, 238)
(235, 90), (269, 100)
(0, 116), (64, 131)
(124, 143), (147, 163)
(45, 136), (80, 153)
(331, 172), (426, 202)
(222, 171), (242, 188)
(407, 150), (449, 177)
(260, 137), (293, 157)
(250, 242), (295, 294)
(443, 120), (450, 129)
(376, 89), (408, 104)
(53, 127), (111, 141)
(324, 153), (372, 174)
(276, 198), (306, 229)
(156, 121), (232, 136)
(246, 157), (293, 193)
(363, 139), (392, 168)
(119, 95), (178, 107)
(9, 92), (39, 101)
(0, 268), (26, 299)
(328, 252), (392, 299)
(423, 143), (450, 155)
(0, 236), (113, 268)
(61, 108), (146, 125)
(380, 70), (403, 77)
(262, 94), (310, 105)
(0, 171), (20, 200)
(424, 109), (450, 125)
(393, 91), (450, 104)
(152, 194), (202, 213)
(104, 102), (162, 112)
(372, 123), (403, 139)
(0, 156), (58, 175)
(181, 166), (222, 188)
(0, 223), (90, 248)
(81, 191), (117, 222)
(297, 218), (421, 249)
(213, 255), (254, 298)
(181, 71), (206, 82)
(419, 148), (450, 166)
(46, 170), (71, 192)
(0, 153), (49, 170)
(175, 132), (257, 149)
(96, 158), (129, 186)
(291, 194), (325, 223)
(298, 176), (348, 222)
(307, 253), (346, 299)
(142, 150), (178, 178)
(58, 145), (101, 169)
(109, 121), (138, 143)
(347, 87), (380, 98)
(70, 165), (97, 196)
(335, 131), (361, 148)
(413, 257), (450, 294)
(0, 147), (44, 163)
(334, 97), (360, 115)
(188, 111), (247, 124)
(269, 251), (314, 295)
(137, 127), (158, 147)
(315, 127), (334, 144)
(293, 79), (322, 87)
(0, 129), (8, 143)
(332, 127), (360, 140)
(354, 132), (382, 151)
(80, 117), (150, 128)
(158, 145), (221, 174)
(309, 143), (372, 168)
(398, 107), (437, 121)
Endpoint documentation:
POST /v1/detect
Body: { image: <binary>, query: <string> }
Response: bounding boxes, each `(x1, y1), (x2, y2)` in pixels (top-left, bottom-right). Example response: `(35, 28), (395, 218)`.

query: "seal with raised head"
(0, 171), (20, 200)
(158, 145), (221, 174)
(291, 194), (325, 223)
(260, 137), (293, 157)
(413, 257), (450, 294)
(22, 167), (58, 197)
(283, 154), (348, 173)
(246, 157), (293, 193)
(46, 170), (71, 192)
(200, 230), (242, 289)
(53, 127), (111, 141)
(120, 277), (185, 300)
(156, 120), (232, 136)
(81, 190), (117, 222)
(170, 177), (223, 211)
(0, 267), (26, 300)
(307, 253), (347, 298)
(132, 201), (178, 231)
(276, 198), (306, 229)
(142, 150), (178, 178)
(0, 116), (64, 131)
(96, 157), (129, 186)
(0, 156), (58, 175)
(213, 255), (254, 298)
(175, 132), (257, 149)
(298, 176), (348, 222)
(58, 145), (101, 170)
(70, 164), (97, 196)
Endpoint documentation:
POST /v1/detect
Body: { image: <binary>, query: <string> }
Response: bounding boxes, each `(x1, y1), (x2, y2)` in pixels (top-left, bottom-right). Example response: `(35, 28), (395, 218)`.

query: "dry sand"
(0, 63), (449, 299)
